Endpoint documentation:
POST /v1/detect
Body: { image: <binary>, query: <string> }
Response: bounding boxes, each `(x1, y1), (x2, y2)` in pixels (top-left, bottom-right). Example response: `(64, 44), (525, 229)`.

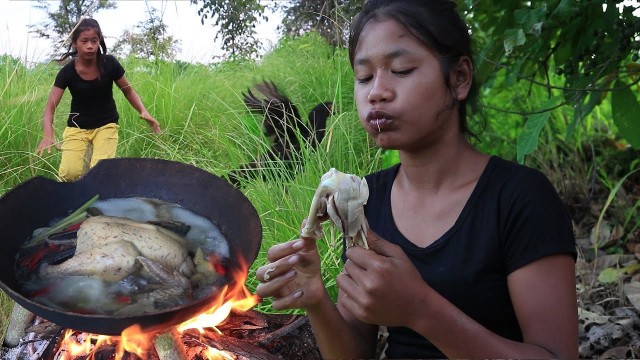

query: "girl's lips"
(366, 110), (394, 131)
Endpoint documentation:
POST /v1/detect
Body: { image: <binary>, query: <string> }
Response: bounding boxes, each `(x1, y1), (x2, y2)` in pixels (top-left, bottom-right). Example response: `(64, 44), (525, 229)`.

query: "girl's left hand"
(338, 230), (428, 328)
(140, 111), (162, 133)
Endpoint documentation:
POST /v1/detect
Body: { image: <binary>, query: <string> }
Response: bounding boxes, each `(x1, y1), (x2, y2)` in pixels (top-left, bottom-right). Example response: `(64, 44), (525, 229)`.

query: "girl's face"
(353, 19), (460, 152)
(73, 29), (100, 59)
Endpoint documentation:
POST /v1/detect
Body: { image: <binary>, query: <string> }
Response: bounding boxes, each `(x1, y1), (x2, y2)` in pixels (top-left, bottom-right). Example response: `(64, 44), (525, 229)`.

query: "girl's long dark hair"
(58, 18), (108, 72)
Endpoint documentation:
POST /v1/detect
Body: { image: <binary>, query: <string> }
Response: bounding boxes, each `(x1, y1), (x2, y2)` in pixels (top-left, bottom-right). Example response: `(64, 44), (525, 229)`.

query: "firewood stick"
(26, 318), (63, 339)
(197, 331), (278, 360)
(257, 315), (308, 346)
(154, 329), (188, 360)
(3, 302), (36, 347)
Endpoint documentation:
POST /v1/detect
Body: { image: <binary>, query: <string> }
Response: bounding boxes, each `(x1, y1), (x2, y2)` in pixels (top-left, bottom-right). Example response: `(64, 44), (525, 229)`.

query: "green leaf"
(611, 80), (640, 149)
(503, 28), (526, 55)
(517, 111), (550, 163)
(598, 267), (622, 284)
(26, 194), (99, 246)
(598, 264), (640, 284)
(513, 5), (547, 35)
(516, 97), (560, 163)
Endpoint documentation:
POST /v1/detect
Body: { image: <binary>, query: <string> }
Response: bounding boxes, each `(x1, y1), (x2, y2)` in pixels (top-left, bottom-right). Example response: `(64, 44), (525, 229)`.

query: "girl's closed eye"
(393, 68), (416, 76)
(357, 75), (373, 84)
(355, 71), (373, 83)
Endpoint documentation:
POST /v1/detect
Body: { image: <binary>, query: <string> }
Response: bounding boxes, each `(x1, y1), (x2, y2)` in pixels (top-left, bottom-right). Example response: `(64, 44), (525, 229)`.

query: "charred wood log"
(184, 330), (277, 360)
(257, 315), (309, 346)
(24, 319), (62, 340)
(154, 329), (188, 360)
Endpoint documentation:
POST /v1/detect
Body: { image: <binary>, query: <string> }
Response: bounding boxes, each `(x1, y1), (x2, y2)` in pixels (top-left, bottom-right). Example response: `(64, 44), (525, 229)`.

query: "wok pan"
(0, 158), (262, 335)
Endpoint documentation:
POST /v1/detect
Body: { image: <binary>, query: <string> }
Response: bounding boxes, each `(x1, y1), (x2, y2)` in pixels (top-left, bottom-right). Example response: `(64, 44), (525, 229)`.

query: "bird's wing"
(253, 80), (289, 103)
(242, 81), (305, 137)
(242, 88), (268, 112)
(242, 81), (291, 117)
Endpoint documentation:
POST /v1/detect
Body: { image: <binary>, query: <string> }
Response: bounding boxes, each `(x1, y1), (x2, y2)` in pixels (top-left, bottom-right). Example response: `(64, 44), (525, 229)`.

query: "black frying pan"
(0, 158), (262, 335)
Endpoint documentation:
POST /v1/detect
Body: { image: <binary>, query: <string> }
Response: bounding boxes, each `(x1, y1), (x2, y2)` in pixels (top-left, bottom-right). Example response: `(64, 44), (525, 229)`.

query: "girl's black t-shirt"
(53, 54), (126, 129)
(349, 156), (576, 358)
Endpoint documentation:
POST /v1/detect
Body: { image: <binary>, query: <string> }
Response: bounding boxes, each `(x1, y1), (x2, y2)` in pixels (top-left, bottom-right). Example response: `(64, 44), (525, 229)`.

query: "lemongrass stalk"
(26, 194), (100, 246)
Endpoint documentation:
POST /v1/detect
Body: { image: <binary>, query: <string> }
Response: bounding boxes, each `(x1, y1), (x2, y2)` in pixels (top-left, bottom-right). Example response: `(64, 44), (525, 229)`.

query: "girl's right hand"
(36, 136), (60, 155)
(140, 111), (162, 134)
(255, 236), (326, 311)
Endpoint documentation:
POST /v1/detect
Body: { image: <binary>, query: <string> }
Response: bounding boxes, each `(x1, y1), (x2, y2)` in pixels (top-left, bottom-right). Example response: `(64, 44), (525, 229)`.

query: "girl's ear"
(451, 56), (473, 101)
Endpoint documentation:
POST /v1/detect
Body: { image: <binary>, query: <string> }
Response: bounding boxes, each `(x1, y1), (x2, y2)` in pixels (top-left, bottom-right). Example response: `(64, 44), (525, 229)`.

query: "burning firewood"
(25, 319), (62, 339)
(154, 329), (188, 360)
(0, 311), (322, 360)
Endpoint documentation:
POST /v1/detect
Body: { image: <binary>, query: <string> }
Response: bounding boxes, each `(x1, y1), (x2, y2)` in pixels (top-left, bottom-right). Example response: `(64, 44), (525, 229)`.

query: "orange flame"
(119, 324), (152, 358)
(55, 257), (259, 359)
(177, 279), (259, 333)
(204, 347), (236, 359)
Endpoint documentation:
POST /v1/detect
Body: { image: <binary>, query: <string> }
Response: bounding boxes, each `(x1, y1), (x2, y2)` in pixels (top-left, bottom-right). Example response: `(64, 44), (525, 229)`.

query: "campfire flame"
(204, 347), (236, 360)
(55, 258), (260, 360)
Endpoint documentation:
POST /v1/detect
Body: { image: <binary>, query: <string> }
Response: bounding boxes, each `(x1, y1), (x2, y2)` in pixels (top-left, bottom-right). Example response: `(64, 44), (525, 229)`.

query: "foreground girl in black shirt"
(255, 0), (578, 358)
(36, 18), (161, 182)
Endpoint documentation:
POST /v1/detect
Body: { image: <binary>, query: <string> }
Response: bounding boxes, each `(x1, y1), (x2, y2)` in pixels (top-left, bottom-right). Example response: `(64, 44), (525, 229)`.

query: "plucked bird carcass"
(301, 168), (370, 249)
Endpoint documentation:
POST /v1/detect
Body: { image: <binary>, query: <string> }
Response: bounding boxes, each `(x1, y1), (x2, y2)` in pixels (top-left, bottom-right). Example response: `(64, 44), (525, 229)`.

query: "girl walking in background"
(36, 18), (161, 182)
(255, 0), (578, 358)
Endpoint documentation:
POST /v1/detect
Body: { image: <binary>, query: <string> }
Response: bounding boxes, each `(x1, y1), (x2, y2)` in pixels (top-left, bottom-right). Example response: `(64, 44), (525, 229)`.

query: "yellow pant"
(58, 123), (119, 182)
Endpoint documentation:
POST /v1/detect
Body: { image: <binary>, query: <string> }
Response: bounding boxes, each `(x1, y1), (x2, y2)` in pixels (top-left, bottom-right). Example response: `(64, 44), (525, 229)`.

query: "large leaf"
(611, 80), (640, 149)
(516, 98), (560, 163)
(517, 112), (549, 163)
